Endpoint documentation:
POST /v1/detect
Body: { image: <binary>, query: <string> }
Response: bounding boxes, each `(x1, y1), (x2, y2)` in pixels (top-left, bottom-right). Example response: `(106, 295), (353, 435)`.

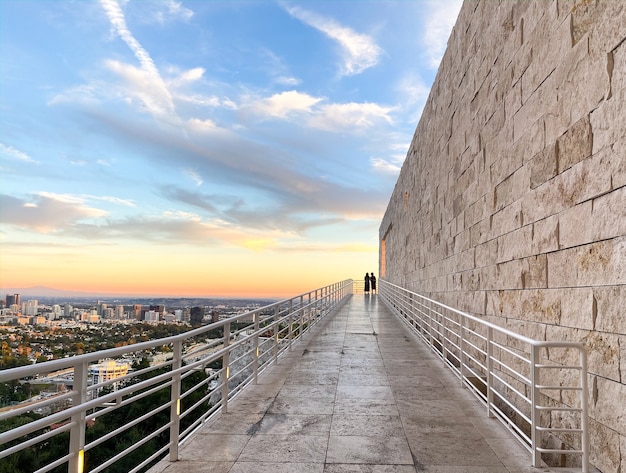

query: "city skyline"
(0, 0), (462, 298)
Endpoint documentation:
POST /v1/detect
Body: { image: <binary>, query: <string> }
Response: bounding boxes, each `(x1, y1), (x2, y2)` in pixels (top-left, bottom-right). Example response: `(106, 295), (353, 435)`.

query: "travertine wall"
(380, 1), (625, 471)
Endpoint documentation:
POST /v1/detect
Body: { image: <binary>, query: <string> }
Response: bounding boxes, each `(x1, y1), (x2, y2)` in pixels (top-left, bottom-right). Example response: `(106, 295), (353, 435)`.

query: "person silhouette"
(370, 273), (377, 294)
(364, 273), (370, 294)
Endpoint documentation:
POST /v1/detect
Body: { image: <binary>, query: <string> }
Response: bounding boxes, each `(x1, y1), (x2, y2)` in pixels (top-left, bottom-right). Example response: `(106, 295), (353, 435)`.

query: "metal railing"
(379, 279), (589, 472)
(0, 280), (353, 473)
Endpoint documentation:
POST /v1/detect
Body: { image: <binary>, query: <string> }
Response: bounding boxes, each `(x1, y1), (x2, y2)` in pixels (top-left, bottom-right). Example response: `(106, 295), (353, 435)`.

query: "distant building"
(115, 305), (124, 319)
(132, 304), (142, 321)
(144, 310), (159, 322)
(6, 294), (20, 308)
(89, 359), (130, 392)
(24, 300), (38, 316)
(190, 307), (204, 325)
(149, 304), (165, 316)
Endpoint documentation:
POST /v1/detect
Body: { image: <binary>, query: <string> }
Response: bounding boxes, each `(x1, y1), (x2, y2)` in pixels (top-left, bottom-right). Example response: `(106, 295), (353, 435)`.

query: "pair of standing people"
(364, 272), (377, 294)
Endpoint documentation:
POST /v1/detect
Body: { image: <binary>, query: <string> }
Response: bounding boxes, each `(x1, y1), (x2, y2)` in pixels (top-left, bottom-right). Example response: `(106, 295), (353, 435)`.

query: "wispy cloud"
(99, 0), (180, 125)
(283, 4), (382, 76)
(0, 143), (35, 162)
(148, 0), (194, 25)
(422, 0), (463, 69)
(184, 168), (203, 186)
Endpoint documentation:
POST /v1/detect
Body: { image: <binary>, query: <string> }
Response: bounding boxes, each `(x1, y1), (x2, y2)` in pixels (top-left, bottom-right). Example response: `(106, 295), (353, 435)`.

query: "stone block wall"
(380, 1), (625, 471)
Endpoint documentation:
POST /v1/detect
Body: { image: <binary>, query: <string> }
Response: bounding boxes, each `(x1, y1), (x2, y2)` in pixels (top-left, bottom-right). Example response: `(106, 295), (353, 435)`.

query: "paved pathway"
(149, 294), (579, 473)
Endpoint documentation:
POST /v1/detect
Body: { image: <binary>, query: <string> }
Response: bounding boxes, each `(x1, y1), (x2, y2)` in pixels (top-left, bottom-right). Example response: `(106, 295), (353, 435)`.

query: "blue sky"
(0, 0), (462, 297)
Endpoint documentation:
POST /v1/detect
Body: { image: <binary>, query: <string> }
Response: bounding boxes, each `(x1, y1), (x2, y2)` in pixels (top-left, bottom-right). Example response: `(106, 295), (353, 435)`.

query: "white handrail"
(379, 279), (589, 472)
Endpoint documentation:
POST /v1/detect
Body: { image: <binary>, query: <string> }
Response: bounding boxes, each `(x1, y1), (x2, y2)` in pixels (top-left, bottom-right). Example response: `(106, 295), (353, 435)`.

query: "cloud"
(422, 0), (463, 68)
(100, 0), (179, 125)
(184, 168), (203, 186)
(242, 91), (393, 131)
(370, 157), (402, 175)
(148, 0), (194, 24)
(1, 193), (108, 233)
(0, 143), (35, 162)
(284, 4), (382, 76)
(246, 90), (322, 119)
(309, 102), (393, 131)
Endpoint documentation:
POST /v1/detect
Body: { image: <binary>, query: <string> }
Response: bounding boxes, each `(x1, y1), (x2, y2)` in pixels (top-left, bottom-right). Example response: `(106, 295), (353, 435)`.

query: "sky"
(0, 0), (462, 298)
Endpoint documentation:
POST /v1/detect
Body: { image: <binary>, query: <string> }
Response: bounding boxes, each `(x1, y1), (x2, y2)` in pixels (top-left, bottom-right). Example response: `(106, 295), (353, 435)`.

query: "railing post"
(459, 316), (465, 387)
(530, 345), (541, 467)
(486, 327), (494, 417)
(253, 312), (260, 384)
(169, 339), (182, 461)
(299, 295), (304, 337)
(273, 306), (279, 363)
(428, 299), (434, 350)
(221, 321), (231, 414)
(442, 307), (448, 366)
(580, 348), (590, 473)
(69, 360), (87, 473)
(288, 299), (294, 349)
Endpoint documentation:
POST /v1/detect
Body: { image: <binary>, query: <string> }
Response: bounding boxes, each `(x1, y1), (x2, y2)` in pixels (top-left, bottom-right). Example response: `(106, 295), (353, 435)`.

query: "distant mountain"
(0, 286), (150, 298)
(0, 287), (280, 305)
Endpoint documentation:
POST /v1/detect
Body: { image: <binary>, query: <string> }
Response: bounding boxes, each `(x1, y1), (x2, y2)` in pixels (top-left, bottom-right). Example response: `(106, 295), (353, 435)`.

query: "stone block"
(588, 416), (622, 473)
(490, 200), (523, 240)
(590, 376), (626, 441)
(531, 214), (559, 255)
(469, 217), (491, 247)
(591, 86), (626, 154)
(530, 143), (558, 189)
(550, 37), (607, 138)
(591, 186), (626, 242)
(559, 287), (594, 330)
(478, 264), (499, 291)
(494, 166), (530, 212)
(496, 224), (534, 263)
(522, 288), (562, 324)
(547, 237), (626, 288)
(593, 285), (626, 334)
(520, 6), (571, 102)
(557, 114), (593, 173)
(585, 0), (626, 56)
(475, 237), (498, 269)
(559, 200), (593, 250)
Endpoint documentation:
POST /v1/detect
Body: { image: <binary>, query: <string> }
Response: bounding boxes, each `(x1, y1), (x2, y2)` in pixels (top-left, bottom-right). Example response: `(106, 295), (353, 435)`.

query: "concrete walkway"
(149, 294), (575, 473)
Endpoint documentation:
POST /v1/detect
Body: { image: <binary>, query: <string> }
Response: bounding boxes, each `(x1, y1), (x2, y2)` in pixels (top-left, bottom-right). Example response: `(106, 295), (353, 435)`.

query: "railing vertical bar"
(169, 339), (182, 461)
(580, 348), (590, 473)
(459, 316), (465, 387)
(273, 306), (279, 364)
(288, 299), (294, 350)
(221, 321), (231, 414)
(69, 361), (88, 473)
(531, 345), (541, 468)
(486, 327), (494, 418)
(253, 312), (260, 384)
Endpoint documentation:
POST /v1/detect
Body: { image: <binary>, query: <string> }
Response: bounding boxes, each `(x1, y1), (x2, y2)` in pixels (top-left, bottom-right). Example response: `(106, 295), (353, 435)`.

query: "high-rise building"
(132, 304), (142, 321)
(190, 307), (204, 325)
(115, 305), (125, 319)
(24, 300), (38, 316)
